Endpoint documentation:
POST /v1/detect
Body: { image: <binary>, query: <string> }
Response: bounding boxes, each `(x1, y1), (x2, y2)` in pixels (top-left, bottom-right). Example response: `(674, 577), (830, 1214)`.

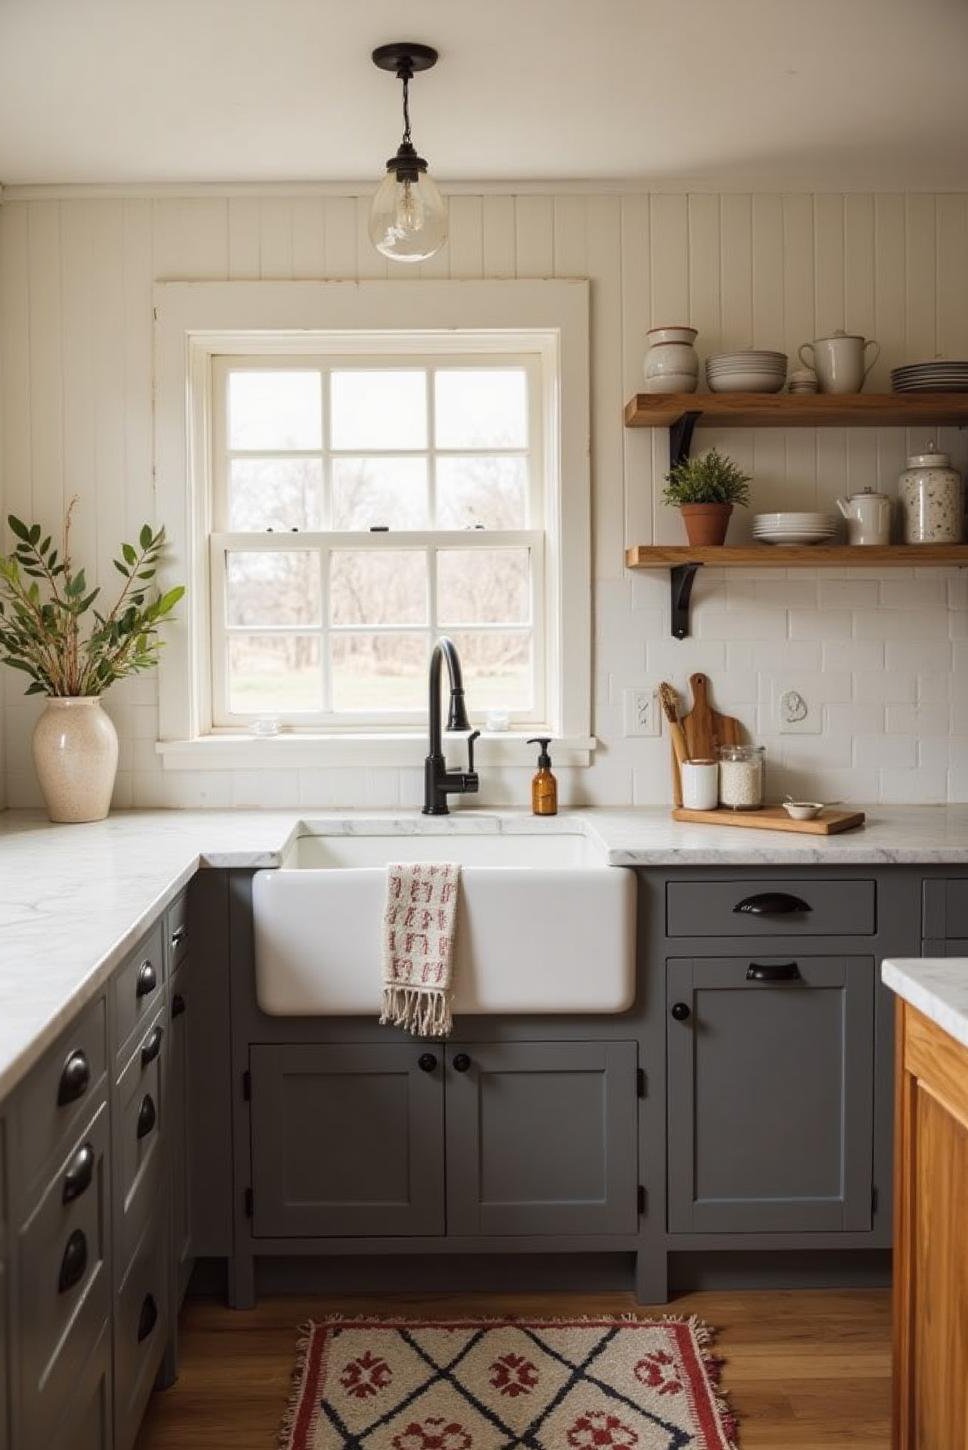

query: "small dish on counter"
(782, 800), (825, 820)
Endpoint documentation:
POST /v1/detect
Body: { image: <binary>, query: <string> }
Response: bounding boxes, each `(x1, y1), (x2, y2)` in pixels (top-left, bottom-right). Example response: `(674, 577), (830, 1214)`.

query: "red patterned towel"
(380, 862), (461, 1037)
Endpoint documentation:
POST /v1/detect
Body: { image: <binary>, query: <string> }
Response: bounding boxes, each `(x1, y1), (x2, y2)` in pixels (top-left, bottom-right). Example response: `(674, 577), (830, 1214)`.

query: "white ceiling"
(2, 0), (968, 190)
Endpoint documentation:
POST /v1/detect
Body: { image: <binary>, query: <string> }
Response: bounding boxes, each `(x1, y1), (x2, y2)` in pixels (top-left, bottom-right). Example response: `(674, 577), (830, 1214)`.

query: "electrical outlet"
(623, 687), (660, 738)
(776, 686), (821, 734)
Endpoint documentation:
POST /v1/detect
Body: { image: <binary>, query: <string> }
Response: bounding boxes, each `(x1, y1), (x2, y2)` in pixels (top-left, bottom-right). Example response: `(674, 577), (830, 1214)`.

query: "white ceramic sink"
(252, 826), (636, 1016)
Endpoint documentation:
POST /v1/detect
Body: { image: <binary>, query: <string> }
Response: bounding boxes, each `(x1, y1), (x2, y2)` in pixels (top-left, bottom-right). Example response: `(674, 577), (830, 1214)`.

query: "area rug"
(280, 1317), (738, 1449)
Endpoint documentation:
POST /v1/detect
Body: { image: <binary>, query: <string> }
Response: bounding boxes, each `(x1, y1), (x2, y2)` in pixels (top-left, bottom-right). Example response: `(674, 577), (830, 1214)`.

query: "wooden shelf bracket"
(670, 561), (702, 639)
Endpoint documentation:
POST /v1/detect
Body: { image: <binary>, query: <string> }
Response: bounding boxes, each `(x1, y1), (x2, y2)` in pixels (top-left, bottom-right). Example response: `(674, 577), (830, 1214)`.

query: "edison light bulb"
(369, 165), (448, 263)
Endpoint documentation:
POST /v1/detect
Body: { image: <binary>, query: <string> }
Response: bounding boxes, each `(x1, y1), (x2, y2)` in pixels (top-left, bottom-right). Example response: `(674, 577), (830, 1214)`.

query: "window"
(153, 280), (591, 767)
(210, 354), (545, 727)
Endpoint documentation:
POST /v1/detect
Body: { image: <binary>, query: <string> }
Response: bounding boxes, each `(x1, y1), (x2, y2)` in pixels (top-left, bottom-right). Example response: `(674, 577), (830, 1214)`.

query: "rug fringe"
(278, 1321), (316, 1450)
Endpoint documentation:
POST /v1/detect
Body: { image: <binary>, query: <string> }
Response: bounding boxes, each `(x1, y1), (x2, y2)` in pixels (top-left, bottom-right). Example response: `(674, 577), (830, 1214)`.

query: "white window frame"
(153, 280), (592, 769)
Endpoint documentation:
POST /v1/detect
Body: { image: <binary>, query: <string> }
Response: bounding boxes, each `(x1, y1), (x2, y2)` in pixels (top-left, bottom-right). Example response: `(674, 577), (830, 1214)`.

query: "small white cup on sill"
(682, 759), (719, 811)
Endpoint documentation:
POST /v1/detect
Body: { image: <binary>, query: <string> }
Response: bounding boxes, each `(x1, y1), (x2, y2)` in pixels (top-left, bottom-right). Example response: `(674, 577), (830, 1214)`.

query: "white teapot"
(835, 487), (892, 545)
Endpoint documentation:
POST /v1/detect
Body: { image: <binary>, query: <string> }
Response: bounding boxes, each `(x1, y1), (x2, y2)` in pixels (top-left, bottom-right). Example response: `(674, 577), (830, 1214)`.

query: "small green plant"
(662, 447), (752, 507)
(0, 499), (184, 697)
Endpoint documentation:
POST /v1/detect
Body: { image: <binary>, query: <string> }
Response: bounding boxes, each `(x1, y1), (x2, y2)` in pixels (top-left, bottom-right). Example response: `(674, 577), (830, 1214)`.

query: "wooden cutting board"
(680, 673), (744, 760)
(672, 805), (866, 835)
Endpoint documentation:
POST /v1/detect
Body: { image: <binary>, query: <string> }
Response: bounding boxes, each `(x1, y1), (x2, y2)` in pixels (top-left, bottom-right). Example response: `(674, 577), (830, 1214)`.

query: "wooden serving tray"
(672, 805), (866, 835)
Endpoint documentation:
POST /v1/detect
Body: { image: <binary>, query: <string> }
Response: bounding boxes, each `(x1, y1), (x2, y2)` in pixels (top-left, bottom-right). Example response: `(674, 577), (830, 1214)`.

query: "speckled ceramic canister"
(32, 697), (119, 823)
(900, 443), (964, 543)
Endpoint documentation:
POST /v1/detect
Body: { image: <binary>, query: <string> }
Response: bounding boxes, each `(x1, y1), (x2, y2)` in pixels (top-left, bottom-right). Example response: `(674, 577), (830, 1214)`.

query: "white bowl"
(707, 350), (787, 364)
(783, 801), (825, 820)
(708, 373), (786, 393)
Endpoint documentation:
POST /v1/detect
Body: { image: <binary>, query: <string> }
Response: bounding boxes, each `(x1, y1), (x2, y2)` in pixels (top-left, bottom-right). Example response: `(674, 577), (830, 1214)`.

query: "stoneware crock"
(32, 696), (119, 823)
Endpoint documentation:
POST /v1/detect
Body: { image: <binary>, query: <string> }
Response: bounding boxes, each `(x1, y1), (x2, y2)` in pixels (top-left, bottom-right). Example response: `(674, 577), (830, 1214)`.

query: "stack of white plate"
(753, 512), (838, 545)
(706, 351), (788, 393)
(890, 361), (968, 393)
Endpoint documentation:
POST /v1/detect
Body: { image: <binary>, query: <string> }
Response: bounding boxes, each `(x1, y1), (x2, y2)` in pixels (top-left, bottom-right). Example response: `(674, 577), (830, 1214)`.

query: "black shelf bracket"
(670, 562), (702, 639)
(669, 410), (702, 469)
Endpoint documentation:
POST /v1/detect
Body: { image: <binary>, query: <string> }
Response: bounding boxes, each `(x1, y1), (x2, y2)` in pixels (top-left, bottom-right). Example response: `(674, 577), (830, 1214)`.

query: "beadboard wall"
(0, 188), (966, 809)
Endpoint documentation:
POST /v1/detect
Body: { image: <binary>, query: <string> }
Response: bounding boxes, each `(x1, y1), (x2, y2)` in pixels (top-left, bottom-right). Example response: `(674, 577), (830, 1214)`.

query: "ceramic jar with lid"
(899, 442), (964, 543)
(718, 744), (766, 811)
(643, 325), (698, 395)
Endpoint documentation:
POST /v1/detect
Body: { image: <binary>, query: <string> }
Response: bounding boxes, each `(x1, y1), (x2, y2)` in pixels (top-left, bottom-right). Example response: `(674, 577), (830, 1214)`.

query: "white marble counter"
(882, 957), (968, 1052)
(1, 803), (968, 1101)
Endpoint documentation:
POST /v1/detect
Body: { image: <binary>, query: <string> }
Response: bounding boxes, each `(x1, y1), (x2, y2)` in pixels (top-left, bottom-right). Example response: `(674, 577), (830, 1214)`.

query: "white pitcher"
(799, 330), (880, 393)
(835, 487), (892, 545)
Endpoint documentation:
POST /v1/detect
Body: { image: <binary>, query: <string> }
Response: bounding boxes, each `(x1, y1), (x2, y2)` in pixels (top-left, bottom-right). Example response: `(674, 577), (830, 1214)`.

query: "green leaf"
(121, 542), (137, 565)
(25, 681), (47, 695)
(139, 524), (152, 550)
(156, 586), (185, 614)
(39, 536), (51, 556)
(28, 523), (41, 545)
(113, 560), (128, 577)
(7, 516), (29, 542)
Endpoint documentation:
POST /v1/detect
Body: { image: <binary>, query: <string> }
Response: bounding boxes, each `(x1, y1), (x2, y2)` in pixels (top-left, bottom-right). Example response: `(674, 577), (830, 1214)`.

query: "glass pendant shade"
(368, 165), (448, 263)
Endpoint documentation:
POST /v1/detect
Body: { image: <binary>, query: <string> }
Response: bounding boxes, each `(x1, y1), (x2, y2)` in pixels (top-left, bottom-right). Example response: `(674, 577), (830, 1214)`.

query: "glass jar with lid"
(899, 442), (964, 543)
(718, 744), (765, 810)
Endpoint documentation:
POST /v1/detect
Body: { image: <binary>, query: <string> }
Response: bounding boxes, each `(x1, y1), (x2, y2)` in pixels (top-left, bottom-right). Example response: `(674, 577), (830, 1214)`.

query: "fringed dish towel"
(381, 862), (461, 1037)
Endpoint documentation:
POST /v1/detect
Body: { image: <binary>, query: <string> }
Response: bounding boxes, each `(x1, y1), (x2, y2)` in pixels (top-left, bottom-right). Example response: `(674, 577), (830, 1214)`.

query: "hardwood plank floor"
(136, 1288), (891, 1449)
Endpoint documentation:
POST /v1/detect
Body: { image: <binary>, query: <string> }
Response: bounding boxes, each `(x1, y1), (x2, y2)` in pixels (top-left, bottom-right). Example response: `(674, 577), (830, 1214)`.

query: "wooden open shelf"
(626, 544), (968, 568)
(624, 391), (968, 429)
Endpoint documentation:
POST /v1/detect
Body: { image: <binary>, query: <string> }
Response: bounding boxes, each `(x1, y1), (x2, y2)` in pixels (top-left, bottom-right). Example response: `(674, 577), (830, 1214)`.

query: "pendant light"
(369, 43), (447, 264)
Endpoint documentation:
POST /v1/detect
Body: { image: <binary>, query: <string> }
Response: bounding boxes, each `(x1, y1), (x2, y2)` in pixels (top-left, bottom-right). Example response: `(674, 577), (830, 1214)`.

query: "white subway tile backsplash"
(821, 639), (885, 672)
(817, 579), (880, 609)
(854, 608), (951, 640)
(853, 670), (917, 704)
(789, 609), (853, 640)
(851, 733), (918, 768)
(878, 576), (948, 607)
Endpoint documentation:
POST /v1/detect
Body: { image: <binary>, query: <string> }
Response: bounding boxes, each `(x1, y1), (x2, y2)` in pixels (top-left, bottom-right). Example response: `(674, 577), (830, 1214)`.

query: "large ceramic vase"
(32, 697), (119, 823)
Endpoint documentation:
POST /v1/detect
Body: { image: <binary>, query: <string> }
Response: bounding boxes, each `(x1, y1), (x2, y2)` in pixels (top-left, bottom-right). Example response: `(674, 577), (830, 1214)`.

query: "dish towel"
(381, 862), (461, 1037)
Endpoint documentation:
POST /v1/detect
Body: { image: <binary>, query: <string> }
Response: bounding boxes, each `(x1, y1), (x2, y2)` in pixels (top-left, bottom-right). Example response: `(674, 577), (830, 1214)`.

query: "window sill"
(155, 732), (596, 771)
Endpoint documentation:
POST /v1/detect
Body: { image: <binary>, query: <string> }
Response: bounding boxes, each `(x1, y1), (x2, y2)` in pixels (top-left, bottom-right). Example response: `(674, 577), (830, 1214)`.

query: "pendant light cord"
(400, 71), (412, 145)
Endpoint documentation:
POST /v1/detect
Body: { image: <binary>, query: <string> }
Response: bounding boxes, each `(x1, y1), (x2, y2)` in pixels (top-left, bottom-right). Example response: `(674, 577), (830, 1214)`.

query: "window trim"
(153, 279), (592, 769)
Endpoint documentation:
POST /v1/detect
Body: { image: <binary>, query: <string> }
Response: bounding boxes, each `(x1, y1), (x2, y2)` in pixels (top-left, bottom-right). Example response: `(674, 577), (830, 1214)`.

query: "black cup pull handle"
(140, 1025), (163, 1067)
(418, 1053), (437, 1073)
(452, 1053), (471, 1073)
(62, 1143), (95, 1204)
(171, 993), (186, 1019)
(136, 960), (157, 998)
(733, 893), (811, 916)
(57, 1049), (90, 1107)
(670, 1002), (691, 1021)
(137, 1293), (158, 1343)
(747, 962), (802, 983)
(58, 1230), (88, 1294)
(136, 1094), (157, 1140)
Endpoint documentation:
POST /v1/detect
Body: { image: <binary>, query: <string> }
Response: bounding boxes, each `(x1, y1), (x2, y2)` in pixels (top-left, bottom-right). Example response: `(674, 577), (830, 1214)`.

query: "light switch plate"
(623, 687), (660, 737)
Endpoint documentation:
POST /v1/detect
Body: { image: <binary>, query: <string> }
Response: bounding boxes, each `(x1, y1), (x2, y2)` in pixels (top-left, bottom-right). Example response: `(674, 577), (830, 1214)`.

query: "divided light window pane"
(434, 369), (528, 448)
(331, 634), (427, 713)
(435, 456), (528, 529)
(448, 631), (533, 710)
(330, 370), (428, 450)
(329, 551), (428, 627)
(226, 552), (322, 627)
(228, 371), (322, 450)
(437, 548), (531, 625)
(228, 636), (322, 714)
(229, 458), (323, 531)
(332, 457), (429, 529)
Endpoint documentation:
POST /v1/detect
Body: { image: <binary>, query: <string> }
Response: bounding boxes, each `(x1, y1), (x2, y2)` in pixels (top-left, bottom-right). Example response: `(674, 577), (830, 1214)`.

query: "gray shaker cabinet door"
(445, 1041), (638, 1236)
(667, 956), (875, 1234)
(249, 1044), (445, 1237)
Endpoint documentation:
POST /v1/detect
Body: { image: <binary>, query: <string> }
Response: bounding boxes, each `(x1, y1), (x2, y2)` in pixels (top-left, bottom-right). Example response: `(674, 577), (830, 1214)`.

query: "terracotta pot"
(32, 697), (119, 823)
(679, 503), (733, 546)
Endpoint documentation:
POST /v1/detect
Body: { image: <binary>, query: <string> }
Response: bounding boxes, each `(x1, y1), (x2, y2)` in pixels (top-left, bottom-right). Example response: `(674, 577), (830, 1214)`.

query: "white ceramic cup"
(682, 759), (719, 811)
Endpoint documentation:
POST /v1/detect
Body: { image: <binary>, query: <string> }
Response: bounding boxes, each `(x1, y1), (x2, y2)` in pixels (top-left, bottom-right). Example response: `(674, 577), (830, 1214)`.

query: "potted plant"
(662, 446), (751, 546)
(0, 501), (184, 823)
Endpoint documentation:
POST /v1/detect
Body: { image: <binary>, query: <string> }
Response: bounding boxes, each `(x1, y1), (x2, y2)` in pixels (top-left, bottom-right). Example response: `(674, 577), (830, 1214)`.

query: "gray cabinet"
(445, 1042), (639, 1236)
(113, 1212), (168, 1450)
(168, 963), (192, 1303)
(249, 1043), (445, 1237)
(0, 1121), (7, 1450)
(48, 1321), (111, 1450)
(667, 955), (875, 1233)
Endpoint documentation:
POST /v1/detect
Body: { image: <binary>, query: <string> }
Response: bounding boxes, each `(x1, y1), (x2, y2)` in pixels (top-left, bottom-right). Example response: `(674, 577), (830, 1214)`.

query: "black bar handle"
(62, 1143), (95, 1204)
(136, 1094), (157, 1140)
(57, 1049), (90, 1106)
(141, 1025), (163, 1067)
(733, 892), (812, 916)
(171, 993), (186, 1019)
(746, 962), (802, 983)
(137, 1293), (158, 1343)
(452, 1052), (471, 1073)
(136, 960), (157, 998)
(466, 729), (481, 774)
(418, 1053), (437, 1073)
(58, 1230), (88, 1294)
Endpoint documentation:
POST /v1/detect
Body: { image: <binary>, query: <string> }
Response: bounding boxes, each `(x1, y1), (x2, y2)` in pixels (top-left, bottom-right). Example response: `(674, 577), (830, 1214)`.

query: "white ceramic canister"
(899, 442), (964, 543)
(681, 759), (719, 810)
(643, 326), (698, 394)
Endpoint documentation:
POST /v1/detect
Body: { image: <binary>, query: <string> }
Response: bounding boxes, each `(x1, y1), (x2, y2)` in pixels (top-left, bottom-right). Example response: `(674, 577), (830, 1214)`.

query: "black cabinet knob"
(137, 1293), (158, 1343)
(58, 1230), (88, 1294)
(136, 960), (157, 999)
(62, 1143), (95, 1204)
(141, 1025), (163, 1067)
(670, 1002), (691, 1021)
(452, 1052), (471, 1072)
(171, 993), (186, 1019)
(57, 1049), (90, 1106)
(418, 1053), (437, 1073)
(136, 1094), (157, 1140)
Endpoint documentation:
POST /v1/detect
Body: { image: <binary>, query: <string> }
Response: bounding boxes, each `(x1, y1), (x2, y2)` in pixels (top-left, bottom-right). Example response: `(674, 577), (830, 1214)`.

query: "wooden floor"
(135, 1288), (891, 1450)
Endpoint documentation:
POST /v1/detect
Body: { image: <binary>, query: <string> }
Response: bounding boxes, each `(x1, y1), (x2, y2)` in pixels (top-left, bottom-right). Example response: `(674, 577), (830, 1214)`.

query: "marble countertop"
(882, 957), (968, 1052)
(2, 803), (968, 1101)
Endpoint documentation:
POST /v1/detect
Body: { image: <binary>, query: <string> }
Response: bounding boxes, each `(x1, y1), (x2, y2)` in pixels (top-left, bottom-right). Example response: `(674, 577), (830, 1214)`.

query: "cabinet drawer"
(113, 921), (164, 1061)
(17, 1104), (110, 1448)
(116, 1012), (165, 1275)
(922, 878), (968, 940)
(666, 879), (876, 937)
(17, 998), (107, 1196)
(114, 1215), (168, 1450)
(48, 1319), (111, 1450)
(166, 892), (190, 970)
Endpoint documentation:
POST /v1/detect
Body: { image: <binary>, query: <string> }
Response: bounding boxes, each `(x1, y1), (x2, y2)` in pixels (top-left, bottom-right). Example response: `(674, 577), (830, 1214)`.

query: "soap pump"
(527, 737), (558, 816)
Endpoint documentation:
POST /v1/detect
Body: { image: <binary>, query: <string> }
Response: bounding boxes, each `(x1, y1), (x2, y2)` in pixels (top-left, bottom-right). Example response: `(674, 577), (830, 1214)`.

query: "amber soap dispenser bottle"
(527, 737), (558, 816)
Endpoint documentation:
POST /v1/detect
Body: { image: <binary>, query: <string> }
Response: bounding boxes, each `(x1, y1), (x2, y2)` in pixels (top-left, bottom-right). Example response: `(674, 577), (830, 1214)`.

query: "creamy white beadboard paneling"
(1, 188), (967, 810)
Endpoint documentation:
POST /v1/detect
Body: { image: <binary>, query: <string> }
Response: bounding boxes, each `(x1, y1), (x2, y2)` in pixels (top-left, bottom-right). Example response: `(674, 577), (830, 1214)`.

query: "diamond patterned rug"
(280, 1317), (738, 1449)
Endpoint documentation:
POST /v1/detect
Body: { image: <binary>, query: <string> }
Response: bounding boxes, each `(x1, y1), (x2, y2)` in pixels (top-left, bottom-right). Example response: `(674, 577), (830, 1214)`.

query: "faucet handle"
(466, 729), (481, 773)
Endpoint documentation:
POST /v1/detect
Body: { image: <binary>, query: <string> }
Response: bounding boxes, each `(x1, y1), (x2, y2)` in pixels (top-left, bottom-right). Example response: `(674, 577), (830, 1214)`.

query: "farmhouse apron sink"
(252, 825), (636, 1015)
